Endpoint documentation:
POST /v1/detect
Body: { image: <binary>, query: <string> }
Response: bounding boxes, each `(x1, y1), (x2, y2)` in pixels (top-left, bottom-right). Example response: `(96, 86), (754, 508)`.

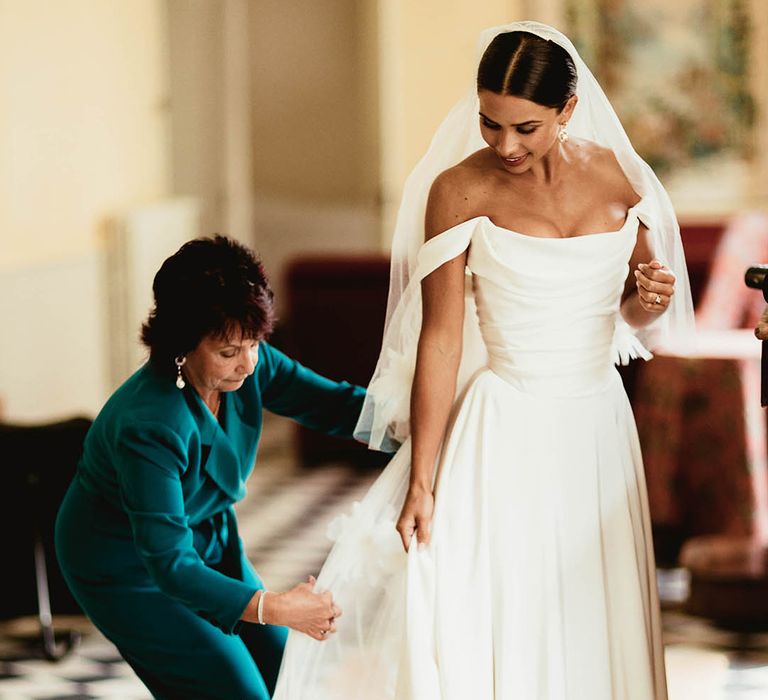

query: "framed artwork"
(562, 0), (765, 215)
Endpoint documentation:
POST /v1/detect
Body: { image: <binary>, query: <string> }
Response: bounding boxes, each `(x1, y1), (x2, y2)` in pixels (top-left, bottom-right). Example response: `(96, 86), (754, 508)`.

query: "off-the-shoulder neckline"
(432, 202), (641, 242)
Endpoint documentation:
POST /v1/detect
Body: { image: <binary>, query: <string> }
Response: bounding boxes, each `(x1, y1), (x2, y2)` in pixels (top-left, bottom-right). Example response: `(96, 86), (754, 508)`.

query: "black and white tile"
(0, 628), (152, 700)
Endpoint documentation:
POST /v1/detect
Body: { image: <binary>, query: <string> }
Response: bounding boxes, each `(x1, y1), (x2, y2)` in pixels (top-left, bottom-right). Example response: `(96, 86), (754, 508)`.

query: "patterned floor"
(2, 414), (768, 699)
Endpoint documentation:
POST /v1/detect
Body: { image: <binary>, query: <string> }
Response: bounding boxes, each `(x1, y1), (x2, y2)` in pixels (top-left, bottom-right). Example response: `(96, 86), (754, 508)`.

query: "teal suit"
(55, 342), (366, 699)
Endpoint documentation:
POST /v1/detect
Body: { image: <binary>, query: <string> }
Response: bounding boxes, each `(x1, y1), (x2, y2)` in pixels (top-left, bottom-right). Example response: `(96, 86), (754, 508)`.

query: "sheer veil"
(354, 20), (695, 453)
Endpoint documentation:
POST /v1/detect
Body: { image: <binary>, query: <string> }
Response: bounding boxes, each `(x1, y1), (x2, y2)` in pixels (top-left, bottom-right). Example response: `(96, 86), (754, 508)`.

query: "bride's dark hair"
(477, 31), (577, 111)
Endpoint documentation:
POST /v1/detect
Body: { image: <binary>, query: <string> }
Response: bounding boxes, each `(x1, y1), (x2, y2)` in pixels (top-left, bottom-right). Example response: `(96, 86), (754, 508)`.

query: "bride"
(274, 21), (693, 699)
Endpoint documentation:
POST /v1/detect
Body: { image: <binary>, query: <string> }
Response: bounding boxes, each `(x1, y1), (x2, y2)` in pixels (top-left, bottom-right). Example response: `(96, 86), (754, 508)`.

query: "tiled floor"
(2, 414), (768, 699)
(663, 611), (768, 699)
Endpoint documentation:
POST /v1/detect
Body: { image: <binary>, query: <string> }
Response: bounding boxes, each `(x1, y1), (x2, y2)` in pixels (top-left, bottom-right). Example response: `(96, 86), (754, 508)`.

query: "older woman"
(55, 236), (363, 699)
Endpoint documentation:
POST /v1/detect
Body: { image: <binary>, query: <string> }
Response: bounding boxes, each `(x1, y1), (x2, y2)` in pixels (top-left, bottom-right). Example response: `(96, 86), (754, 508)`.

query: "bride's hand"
(634, 259), (675, 313)
(396, 486), (434, 552)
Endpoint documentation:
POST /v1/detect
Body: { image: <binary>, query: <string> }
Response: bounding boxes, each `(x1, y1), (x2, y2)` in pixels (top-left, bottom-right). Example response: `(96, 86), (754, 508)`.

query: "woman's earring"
(174, 356), (186, 389)
(558, 123), (569, 143)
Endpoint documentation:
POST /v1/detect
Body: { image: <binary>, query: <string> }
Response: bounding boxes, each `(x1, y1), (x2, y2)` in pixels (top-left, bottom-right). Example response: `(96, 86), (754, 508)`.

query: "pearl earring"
(174, 356), (187, 389)
(558, 123), (569, 143)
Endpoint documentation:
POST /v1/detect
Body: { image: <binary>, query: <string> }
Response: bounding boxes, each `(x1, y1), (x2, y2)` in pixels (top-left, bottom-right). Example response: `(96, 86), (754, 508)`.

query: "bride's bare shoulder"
(431, 148), (497, 193)
(568, 138), (619, 170)
(425, 149), (497, 239)
(569, 139), (641, 205)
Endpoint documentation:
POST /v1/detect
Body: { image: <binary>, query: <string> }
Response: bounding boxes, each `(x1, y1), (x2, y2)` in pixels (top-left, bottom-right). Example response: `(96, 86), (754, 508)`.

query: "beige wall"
(250, 0), (379, 205)
(0, 0), (169, 421)
(166, 0), (226, 240)
(166, 0), (258, 245)
(750, 0), (768, 204)
(248, 0), (382, 311)
(0, 0), (169, 267)
(0, 0), (386, 421)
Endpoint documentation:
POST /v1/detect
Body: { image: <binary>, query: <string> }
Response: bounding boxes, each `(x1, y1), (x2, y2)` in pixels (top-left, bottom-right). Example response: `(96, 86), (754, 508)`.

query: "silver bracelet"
(257, 590), (269, 625)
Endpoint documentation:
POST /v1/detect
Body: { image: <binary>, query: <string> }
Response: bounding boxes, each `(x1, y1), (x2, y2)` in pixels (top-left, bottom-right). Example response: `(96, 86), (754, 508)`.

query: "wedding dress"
(274, 20), (692, 699)
(274, 205), (668, 699)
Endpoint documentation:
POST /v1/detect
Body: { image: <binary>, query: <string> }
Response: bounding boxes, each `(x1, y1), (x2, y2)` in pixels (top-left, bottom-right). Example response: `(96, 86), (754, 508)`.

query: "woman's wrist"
(621, 292), (664, 329)
(407, 479), (432, 495)
(261, 590), (284, 626)
(257, 590), (269, 624)
(244, 589), (281, 626)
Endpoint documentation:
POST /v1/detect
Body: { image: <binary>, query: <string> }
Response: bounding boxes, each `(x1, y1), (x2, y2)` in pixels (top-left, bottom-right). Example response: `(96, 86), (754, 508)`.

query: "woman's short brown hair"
(141, 235), (275, 373)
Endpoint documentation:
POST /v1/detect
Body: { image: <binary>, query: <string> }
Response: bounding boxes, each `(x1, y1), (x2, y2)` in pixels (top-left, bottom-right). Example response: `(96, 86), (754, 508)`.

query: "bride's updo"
(477, 31), (577, 111)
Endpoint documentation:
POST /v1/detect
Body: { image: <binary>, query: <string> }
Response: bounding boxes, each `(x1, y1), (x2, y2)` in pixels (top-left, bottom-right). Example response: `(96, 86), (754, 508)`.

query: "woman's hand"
(633, 259), (676, 313)
(396, 486), (434, 552)
(248, 576), (342, 641)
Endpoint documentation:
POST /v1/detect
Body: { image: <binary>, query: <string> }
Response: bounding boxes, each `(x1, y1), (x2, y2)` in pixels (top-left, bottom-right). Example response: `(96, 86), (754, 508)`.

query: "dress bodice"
(467, 207), (639, 397)
(359, 205), (645, 448)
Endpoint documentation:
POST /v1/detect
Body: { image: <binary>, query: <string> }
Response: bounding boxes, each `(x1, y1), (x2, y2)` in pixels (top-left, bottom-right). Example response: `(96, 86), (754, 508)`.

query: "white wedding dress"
(274, 204), (668, 699)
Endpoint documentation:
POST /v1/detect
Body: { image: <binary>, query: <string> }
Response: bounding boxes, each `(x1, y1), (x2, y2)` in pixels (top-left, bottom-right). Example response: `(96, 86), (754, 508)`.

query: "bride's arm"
(621, 222), (676, 328)
(395, 171), (473, 552)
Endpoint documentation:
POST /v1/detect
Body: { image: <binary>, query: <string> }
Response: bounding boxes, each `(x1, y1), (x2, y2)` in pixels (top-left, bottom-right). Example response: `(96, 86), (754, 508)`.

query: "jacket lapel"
(224, 390), (261, 481)
(192, 393), (247, 502)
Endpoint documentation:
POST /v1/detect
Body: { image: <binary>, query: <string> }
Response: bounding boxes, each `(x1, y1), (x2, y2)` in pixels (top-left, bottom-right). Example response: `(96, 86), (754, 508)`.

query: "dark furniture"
(0, 416), (92, 659)
(284, 255), (391, 468)
(680, 534), (768, 630)
(678, 222), (726, 308)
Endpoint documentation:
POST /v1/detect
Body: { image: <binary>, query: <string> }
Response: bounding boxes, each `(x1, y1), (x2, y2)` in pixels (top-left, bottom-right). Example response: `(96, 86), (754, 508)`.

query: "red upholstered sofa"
(282, 256), (391, 467)
(679, 222), (727, 308)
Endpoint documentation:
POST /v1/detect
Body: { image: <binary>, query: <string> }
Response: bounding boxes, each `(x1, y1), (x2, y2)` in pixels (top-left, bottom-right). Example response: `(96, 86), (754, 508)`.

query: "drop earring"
(175, 356), (186, 389)
(558, 123), (569, 143)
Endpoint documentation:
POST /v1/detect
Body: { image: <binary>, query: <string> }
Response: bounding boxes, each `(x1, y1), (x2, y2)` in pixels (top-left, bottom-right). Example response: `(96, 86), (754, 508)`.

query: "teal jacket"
(71, 342), (366, 634)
